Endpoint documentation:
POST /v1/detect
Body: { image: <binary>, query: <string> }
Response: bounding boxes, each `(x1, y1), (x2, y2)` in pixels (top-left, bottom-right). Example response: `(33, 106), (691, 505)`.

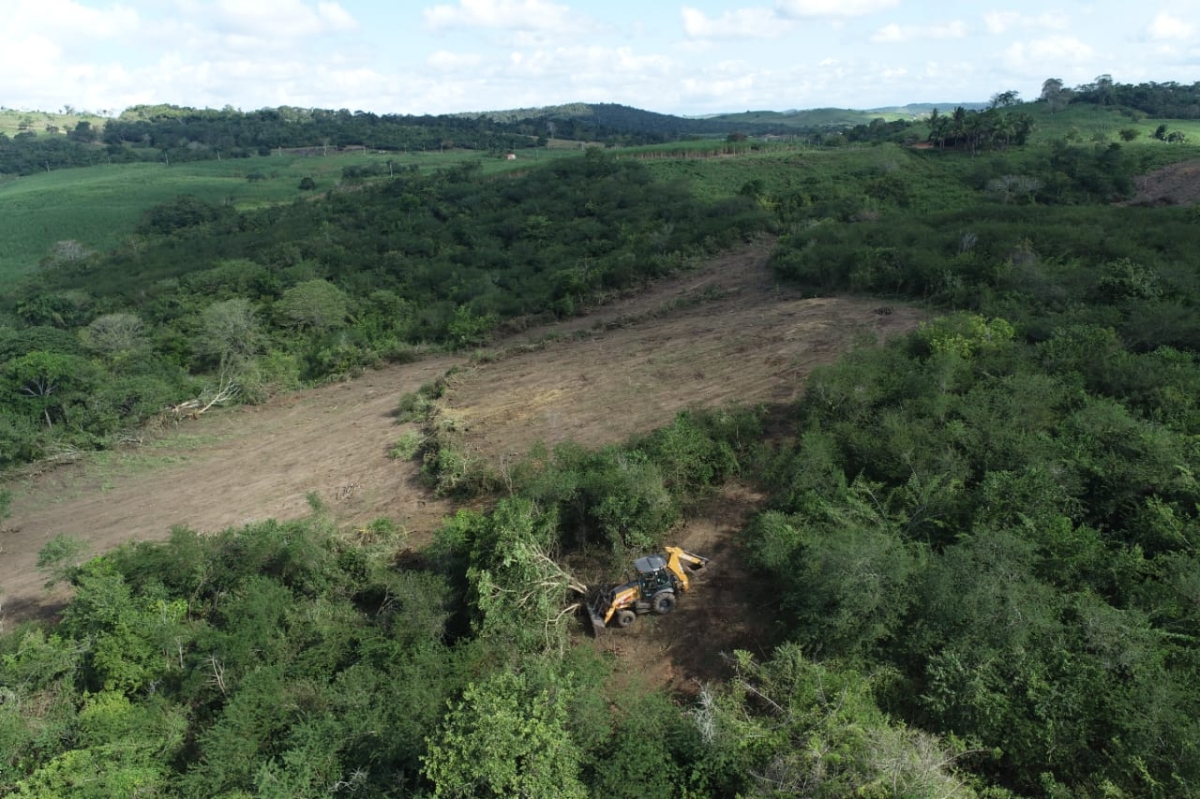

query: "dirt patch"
(444, 244), (921, 465)
(1, 240), (923, 646)
(1127, 159), (1200, 206)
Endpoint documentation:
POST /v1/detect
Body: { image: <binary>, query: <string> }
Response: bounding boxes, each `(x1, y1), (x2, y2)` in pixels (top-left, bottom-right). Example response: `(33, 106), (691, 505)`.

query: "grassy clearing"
(0, 109), (108, 138)
(639, 143), (980, 211)
(0, 147), (580, 285)
(715, 107), (913, 127)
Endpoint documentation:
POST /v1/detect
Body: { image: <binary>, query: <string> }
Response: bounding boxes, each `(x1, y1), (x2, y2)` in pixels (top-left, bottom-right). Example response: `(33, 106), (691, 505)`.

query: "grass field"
(0, 146), (579, 285)
(713, 107), (914, 128)
(0, 109), (108, 138)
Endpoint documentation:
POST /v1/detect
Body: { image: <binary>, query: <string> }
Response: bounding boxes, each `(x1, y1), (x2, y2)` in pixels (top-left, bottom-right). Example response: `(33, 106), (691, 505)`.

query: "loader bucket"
(586, 590), (612, 636)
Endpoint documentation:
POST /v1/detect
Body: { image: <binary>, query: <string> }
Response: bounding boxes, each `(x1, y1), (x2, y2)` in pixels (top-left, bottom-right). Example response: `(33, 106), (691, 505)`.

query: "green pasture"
(637, 142), (979, 211)
(0, 147), (579, 285)
(714, 107), (913, 128)
(0, 109), (108, 138)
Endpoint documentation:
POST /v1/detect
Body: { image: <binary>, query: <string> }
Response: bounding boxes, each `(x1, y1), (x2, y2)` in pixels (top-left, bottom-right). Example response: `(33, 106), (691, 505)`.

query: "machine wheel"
(615, 610), (637, 628)
(652, 592), (677, 615)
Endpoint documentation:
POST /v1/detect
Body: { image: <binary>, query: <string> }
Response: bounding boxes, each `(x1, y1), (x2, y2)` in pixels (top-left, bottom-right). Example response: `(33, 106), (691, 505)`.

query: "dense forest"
(2, 86), (1200, 796)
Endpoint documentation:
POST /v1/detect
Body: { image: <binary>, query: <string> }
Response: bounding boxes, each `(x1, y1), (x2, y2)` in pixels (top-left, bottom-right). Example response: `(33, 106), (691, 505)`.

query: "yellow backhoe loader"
(586, 546), (710, 634)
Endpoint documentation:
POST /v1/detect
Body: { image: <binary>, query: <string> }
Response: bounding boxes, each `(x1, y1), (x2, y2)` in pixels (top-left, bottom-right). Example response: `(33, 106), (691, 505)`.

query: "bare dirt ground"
(444, 241), (922, 465)
(1, 239), (923, 687)
(1128, 159), (1200, 206)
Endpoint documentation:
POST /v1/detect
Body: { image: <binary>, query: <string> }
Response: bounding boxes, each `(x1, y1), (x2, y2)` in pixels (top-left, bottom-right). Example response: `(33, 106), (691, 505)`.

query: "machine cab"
(634, 554), (675, 596)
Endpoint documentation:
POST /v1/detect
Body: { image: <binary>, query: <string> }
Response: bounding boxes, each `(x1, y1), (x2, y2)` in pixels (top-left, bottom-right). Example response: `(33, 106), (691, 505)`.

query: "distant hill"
(468, 102), (929, 139)
(467, 101), (992, 139)
(866, 102), (990, 115)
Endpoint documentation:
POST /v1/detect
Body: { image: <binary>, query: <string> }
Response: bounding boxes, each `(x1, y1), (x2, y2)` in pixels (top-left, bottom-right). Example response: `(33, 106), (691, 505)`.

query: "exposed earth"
(1127, 158), (1200, 206)
(1, 239), (924, 683)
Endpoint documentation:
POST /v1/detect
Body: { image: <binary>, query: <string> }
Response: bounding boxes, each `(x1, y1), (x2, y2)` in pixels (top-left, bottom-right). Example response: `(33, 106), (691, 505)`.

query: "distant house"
(505, 152), (517, 160)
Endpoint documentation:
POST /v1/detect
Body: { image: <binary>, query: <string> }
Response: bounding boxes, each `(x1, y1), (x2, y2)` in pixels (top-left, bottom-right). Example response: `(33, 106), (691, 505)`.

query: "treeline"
(1064, 77), (1200, 118)
(0, 125), (147, 175)
(101, 105), (555, 160)
(2, 102), (767, 178)
(0, 151), (768, 468)
(0, 104), (637, 178)
(927, 105), (1035, 153)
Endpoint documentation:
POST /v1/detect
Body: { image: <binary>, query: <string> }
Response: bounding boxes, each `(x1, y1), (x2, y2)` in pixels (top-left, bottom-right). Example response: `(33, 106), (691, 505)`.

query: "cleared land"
(1128, 158), (1200, 206)
(443, 240), (921, 464)
(1, 241), (924, 676)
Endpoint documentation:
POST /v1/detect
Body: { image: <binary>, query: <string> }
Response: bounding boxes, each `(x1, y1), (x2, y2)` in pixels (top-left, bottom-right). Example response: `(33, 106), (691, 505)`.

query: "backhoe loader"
(586, 546), (709, 634)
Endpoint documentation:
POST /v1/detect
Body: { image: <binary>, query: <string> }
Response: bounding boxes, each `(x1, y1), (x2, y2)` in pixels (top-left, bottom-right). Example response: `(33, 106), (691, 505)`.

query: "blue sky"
(2, 0), (1198, 116)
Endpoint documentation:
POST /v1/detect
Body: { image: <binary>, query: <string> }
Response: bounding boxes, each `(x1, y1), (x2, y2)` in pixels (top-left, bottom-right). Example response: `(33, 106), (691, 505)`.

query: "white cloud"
(1004, 35), (1094, 72)
(681, 6), (788, 40)
(424, 0), (576, 31)
(872, 21), (968, 43)
(182, 0), (358, 38)
(505, 45), (672, 79)
(1146, 12), (1195, 40)
(9, 0), (141, 39)
(775, 0), (898, 18)
(427, 50), (484, 70)
(983, 10), (1070, 35)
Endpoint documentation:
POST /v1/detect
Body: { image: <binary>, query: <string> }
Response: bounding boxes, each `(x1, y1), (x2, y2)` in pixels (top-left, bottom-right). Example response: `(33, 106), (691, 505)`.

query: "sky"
(2, 0), (1199, 117)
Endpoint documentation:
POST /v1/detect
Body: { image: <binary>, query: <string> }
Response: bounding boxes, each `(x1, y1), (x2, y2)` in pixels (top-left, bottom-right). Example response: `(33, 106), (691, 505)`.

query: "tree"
(990, 90), (1020, 108)
(1040, 77), (1068, 112)
(422, 668), (587, 799)
(68, 120), (97, 143)
(4, 350), (99, 429)
(466, 498), (587, 653)
(79, 313), (147, 365)
(700, 646), (976, 798)
(274, 279), (348, 332)
(1119, 127), (1141, 142)
(40, 239), (95, 270)
(197, 298), (262, 367)
(298, 176), (316, 191)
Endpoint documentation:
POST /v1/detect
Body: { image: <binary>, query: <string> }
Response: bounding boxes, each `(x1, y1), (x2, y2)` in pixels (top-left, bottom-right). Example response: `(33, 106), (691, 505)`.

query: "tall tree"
(1041, 77), (1067, 112)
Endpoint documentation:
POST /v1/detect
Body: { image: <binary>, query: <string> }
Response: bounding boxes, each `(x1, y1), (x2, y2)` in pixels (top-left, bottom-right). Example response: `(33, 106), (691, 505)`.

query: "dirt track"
(1, 240), (923, 649)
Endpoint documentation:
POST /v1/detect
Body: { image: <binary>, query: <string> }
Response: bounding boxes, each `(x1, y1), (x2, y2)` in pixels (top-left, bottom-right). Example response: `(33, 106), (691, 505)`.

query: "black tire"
(652, 592), (677, 615)
(615, 610), (637, 628)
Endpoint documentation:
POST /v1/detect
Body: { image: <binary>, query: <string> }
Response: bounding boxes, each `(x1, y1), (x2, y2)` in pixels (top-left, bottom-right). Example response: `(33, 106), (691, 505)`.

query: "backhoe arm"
(664, 546), (709, 591)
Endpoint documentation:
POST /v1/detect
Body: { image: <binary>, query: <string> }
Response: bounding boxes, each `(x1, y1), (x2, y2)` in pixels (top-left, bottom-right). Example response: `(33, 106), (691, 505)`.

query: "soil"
(445, 240), (922, 465)
(0, 238), (924, 686)
(1127, 159), (1200, 206)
